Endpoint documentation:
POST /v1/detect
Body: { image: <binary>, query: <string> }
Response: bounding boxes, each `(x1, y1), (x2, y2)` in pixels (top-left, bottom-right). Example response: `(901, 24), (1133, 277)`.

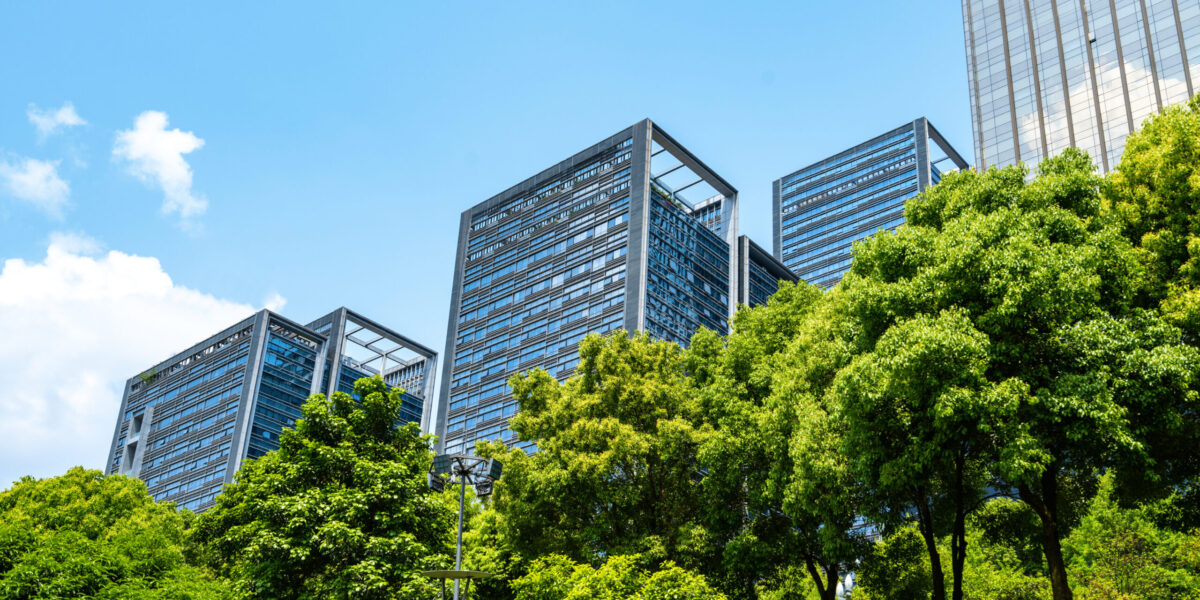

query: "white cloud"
(0, 157), (70, 217)
(47, 231), (103, 255)
(263, 291), (288, 312)
(0, 237), (281, 488)
(27, 102), (87, 138)
(113, 111), (207, 219)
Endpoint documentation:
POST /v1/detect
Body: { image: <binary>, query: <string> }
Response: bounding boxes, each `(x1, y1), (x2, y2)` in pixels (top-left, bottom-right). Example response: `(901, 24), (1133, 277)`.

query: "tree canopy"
(0, 467), (232, 599)
(192, 376), (455, 600)
(473, 333), (712, 579)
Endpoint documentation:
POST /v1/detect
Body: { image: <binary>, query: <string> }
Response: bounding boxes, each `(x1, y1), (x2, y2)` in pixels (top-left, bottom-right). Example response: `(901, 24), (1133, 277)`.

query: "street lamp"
(422, 453), (502, 600)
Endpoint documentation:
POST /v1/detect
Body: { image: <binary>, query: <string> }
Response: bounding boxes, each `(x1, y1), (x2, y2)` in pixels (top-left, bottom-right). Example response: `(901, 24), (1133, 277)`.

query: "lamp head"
(431, 454), (453, 475)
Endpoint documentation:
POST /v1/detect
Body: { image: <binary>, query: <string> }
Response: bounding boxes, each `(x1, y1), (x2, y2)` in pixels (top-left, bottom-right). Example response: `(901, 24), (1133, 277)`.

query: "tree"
(960, 499), (1051, 600)
(192, 376), (455, 600)
(1062, 473), (1200, 600)
(852, 525), (932, 600)
(474, 332), (714, 585)
(509, 554), (726, 600)
(1104, 95), (1200, 522)
(837, 149), (1200, 600)
(688, 282), (868, 600)
(1105, 95), (1200, 334)
(831, 305), (1034, 600)
(0, 467), (232, 599)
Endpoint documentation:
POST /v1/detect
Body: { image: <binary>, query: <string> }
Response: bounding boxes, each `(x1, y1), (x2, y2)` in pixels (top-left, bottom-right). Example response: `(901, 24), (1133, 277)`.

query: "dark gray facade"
(736, 235), (798, 307)
(772, 118), (968, 287)
(963, 0), (1200, 172)
(106, 307), (435, 512)
(433, 119), (738, 455)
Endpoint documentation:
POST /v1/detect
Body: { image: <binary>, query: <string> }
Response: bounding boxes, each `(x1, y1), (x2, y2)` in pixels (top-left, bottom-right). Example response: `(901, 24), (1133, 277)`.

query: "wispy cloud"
(0, 157), (70, 218)
(27, 102), (87, 139)
(113, 111), (207, 220)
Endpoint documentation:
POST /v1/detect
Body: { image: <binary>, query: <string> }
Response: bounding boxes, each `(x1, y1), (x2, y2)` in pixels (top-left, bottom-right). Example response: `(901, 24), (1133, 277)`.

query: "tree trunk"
(914, 489), (947, 600)
(803, 557), (840, 600)
(950, 453), (967, 600)
(1018, 468), (1073, 600)
(823, 563), (840, 600)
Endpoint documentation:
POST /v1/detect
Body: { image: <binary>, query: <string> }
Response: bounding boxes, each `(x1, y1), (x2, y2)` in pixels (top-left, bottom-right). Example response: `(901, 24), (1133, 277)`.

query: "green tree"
(688, 282), (868, 600)
(1105, 95), (1200, 333)
(192, 376), (454, 600)
(1062, 473), (1200, 600)
(960, 499), (1051, 600)
(837, 150), (1200, 600)
(0, 467), (232, 599)
(852, 525), (932, 600)
(509, 554), (726, 600)
(831, 308), (1009, 600)
(1104, 95), (1200, 523)
(474, 332), (713, 587)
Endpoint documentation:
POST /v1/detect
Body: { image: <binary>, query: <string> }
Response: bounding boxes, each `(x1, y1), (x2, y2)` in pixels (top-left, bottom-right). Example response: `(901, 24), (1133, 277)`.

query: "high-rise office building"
(963, 0), (1200, 172)
(433, 119), (738, 455)
(106, 307), (436, 511)
(773, 118), (968, 287)
(736, 235), (797, 307)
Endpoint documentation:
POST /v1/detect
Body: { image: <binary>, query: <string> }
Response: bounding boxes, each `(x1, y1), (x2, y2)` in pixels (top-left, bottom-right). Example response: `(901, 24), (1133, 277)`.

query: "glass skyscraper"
(106, 307), (436, 512)
(433, 119), (740, 455)
(736, 235), (797, 307)
(773, 118), (968, 287)
(963, 0), (1200, 172)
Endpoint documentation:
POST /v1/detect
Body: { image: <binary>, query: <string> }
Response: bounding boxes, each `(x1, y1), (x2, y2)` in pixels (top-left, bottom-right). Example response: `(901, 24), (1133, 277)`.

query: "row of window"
(448, 402), (518, 433)
(145, 436), (232, 474)
(144, 441), (231, 487)
(780, 130), (914, 199)
(152, 384), (243, 433)
(469, 141), (632, 232)
(784, 193), (914, 262)
(792, 217), (906, 283)
(150, 410), (235, 450)
(125, 352), (249, 419)
(781, 167), (916, 233)
(452, 265), (626, 376)
(783, 153), (918, 218)
(153, 466), (228, 505)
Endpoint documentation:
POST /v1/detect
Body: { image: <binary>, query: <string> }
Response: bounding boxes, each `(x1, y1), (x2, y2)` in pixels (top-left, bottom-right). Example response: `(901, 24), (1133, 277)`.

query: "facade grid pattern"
(963, 0), (1200, 173)
(772, 118), (967, 288)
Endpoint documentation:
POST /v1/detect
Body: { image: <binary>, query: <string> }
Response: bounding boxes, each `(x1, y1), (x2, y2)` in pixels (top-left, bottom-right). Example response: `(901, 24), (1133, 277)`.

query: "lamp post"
(423, 454), (502, 600)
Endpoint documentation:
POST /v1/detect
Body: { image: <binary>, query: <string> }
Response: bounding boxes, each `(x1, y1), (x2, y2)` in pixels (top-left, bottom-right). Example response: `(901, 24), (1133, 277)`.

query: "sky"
(0, 2), (972, 487)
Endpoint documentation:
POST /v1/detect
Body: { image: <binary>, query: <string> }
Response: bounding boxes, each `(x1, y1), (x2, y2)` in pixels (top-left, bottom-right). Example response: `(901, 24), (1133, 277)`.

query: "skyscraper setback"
(106, 307), (436, 511)
(773, 118), (968, 287)
(431, 119), (787, 456)
(963, 0), (1200, 172)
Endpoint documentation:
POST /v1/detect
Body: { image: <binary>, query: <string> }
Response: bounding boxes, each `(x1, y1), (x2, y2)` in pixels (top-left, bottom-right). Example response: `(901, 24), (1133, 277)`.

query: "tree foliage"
(852, 525), (932, 600)
(1062, 473), (1200, 600)
(509, 554), (726, 600)
(689, 282), (867, 600)
(476, 331), (711, 574)
(834, 148), (1200, 600)
(1106, 95), (1200, 332)
(0, 467), (231, 599)
(192, 376), (454, 600)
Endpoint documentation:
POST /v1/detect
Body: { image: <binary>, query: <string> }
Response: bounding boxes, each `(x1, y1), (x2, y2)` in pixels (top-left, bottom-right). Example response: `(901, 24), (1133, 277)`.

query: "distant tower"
(962, 0), (1200, 172)
(773, 118), (967, 287)
(106, 307), (436, 511)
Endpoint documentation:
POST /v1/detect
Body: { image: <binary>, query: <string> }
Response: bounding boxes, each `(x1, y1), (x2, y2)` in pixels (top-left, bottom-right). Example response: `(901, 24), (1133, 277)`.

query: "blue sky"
(0, 2), (971, 483)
